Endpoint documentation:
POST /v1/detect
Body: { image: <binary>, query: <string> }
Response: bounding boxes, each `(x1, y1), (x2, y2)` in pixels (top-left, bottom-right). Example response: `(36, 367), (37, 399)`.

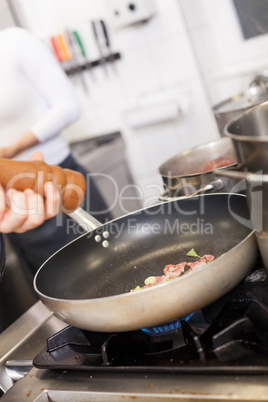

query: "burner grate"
(33, 279), (268, 374)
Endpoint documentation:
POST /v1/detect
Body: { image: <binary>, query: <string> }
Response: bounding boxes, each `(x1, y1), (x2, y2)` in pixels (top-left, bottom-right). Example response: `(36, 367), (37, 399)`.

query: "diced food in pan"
(132, 250), (215, 292)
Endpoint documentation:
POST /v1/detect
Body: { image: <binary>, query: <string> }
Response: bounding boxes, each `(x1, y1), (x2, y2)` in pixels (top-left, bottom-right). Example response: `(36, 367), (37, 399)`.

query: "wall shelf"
(65, 52), (121, 75)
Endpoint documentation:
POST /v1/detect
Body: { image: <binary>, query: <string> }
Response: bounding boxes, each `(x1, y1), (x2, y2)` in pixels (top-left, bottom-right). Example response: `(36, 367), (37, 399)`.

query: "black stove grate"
(33, 266), (268, 374)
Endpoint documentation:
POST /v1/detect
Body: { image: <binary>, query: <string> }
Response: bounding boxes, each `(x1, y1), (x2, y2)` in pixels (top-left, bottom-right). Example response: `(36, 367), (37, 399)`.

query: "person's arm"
(0, 132), (39, 159)
(1, 28), (80, 160)
(18, 29), (80, 141)
(0, 152), (61, 233)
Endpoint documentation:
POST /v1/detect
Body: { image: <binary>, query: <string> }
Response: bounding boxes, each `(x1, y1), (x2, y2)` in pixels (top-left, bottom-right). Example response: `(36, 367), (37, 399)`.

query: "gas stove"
(1, 260), (268, 401)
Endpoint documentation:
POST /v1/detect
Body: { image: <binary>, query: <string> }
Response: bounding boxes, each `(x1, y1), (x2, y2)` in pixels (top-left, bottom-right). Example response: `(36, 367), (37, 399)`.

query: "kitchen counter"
(1, 301), (268, 401)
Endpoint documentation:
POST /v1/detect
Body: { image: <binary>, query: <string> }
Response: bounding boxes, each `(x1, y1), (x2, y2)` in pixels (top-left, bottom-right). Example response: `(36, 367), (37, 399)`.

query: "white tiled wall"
(180, 0), (268, 105)
(9, 0), (268, 204)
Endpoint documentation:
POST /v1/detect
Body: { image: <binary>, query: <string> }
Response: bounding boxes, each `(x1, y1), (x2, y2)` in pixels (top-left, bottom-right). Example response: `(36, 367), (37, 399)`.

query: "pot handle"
(159, 179), (224, 202)
(214, 169), (268, 182)
(246, 75), (268, 103)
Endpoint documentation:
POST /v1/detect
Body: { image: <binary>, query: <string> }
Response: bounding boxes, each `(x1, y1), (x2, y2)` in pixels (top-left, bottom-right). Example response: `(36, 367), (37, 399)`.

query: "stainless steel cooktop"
(1, 301), (268, 401)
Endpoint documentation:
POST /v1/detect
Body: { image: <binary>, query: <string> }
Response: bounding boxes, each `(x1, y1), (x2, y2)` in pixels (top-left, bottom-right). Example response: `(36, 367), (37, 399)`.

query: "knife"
(91, 20), (109, 76)
(100, 20), (112, 60)
(50, 35), (71, 72)
(57, 33), (72, 61)
(100, 19), (117, 73)
(73, 30), (86, 57)
(72, 30), (95, 80)
(50, 36), (63, 63)
(66, 29), (89, 94)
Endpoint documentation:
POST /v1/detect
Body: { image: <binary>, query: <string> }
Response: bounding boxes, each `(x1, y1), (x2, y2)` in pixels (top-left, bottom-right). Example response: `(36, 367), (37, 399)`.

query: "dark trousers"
(0, 234), (5, 332)
(7, 154), (112, 275)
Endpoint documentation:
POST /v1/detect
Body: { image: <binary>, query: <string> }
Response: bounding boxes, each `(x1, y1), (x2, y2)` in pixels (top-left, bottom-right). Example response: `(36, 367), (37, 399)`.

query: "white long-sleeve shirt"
(0, 27), (80, 164)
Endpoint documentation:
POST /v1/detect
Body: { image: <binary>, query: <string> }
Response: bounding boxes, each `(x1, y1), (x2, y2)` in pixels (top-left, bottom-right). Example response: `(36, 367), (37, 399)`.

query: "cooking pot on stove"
(213, 75), (268, 137)
(158, 137), (237, 200)
(222, 99), (268, 275)
(225, 99), (268, 174)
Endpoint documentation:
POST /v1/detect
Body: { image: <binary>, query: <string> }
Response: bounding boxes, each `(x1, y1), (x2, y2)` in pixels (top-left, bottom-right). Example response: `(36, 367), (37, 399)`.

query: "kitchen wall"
(3, 0), (268, 204)
(0, 1), (15, 28)
(180, 0), (268, 105)
(6, 0), (220, 204)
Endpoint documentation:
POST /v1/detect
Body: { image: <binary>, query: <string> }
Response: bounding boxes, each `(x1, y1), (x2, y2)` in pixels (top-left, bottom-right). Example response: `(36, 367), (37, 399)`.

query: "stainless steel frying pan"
(33, 193), (258, 332)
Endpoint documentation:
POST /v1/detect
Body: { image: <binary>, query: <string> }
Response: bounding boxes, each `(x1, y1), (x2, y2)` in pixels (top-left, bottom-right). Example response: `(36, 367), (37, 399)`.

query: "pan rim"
(33, 193), (255, 304)
(226, 133), (268, 142)
(158, 137), (237, 178)
(224, 99), (268, 141)
(159, 162), (237, 179)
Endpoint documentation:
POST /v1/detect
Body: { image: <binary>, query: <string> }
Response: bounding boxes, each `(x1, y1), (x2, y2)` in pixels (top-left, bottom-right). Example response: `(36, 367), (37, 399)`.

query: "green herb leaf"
(186, 248), (201, 258)
(144, 276), (156, 286)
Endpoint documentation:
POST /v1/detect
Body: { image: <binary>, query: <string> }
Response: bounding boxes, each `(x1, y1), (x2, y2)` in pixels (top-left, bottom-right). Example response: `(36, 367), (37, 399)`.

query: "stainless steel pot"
(213, 75), (268, 137)
(225, 99), (268, 173)
(224, 100), (268, 274)
(158, 137), (237, 200)
(216, 169), (268, 275)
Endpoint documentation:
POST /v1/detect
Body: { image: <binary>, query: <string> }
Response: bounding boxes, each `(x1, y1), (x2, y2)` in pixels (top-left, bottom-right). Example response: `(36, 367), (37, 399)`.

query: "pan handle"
(0, 159), (105, 234)
(159, 179), (224, 202)
(0, 159), (86, 213)
(68, 206), (102, 232)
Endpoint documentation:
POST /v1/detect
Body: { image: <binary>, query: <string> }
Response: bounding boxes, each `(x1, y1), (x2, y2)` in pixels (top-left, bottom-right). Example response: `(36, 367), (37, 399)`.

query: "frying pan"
(0, 159), (258, 332)
(33, 192), (258, 332)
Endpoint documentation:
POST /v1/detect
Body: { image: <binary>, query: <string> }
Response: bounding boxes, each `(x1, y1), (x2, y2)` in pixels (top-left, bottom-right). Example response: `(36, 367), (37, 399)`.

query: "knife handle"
(0, 159), (86, 213)
(50, 36), (63, 62)
(91, 21), (98, 43)
(100, 20), (110, 48)
(57, 33), (72, 61)
(72, 31), (86, 57)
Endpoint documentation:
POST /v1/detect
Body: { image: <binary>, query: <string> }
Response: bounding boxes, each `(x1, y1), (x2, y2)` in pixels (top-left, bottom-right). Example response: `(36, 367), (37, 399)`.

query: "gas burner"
(141, 313), (194, 337)
(33, 281), (268, 374)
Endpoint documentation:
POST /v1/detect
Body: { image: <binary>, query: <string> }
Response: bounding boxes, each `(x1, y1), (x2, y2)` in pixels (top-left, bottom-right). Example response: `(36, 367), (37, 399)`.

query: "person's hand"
(0, 152), (61, 233)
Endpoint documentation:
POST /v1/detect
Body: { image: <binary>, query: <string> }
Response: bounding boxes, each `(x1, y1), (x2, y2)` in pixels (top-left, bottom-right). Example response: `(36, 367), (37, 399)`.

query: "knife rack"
(64, 52), (121, 75)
